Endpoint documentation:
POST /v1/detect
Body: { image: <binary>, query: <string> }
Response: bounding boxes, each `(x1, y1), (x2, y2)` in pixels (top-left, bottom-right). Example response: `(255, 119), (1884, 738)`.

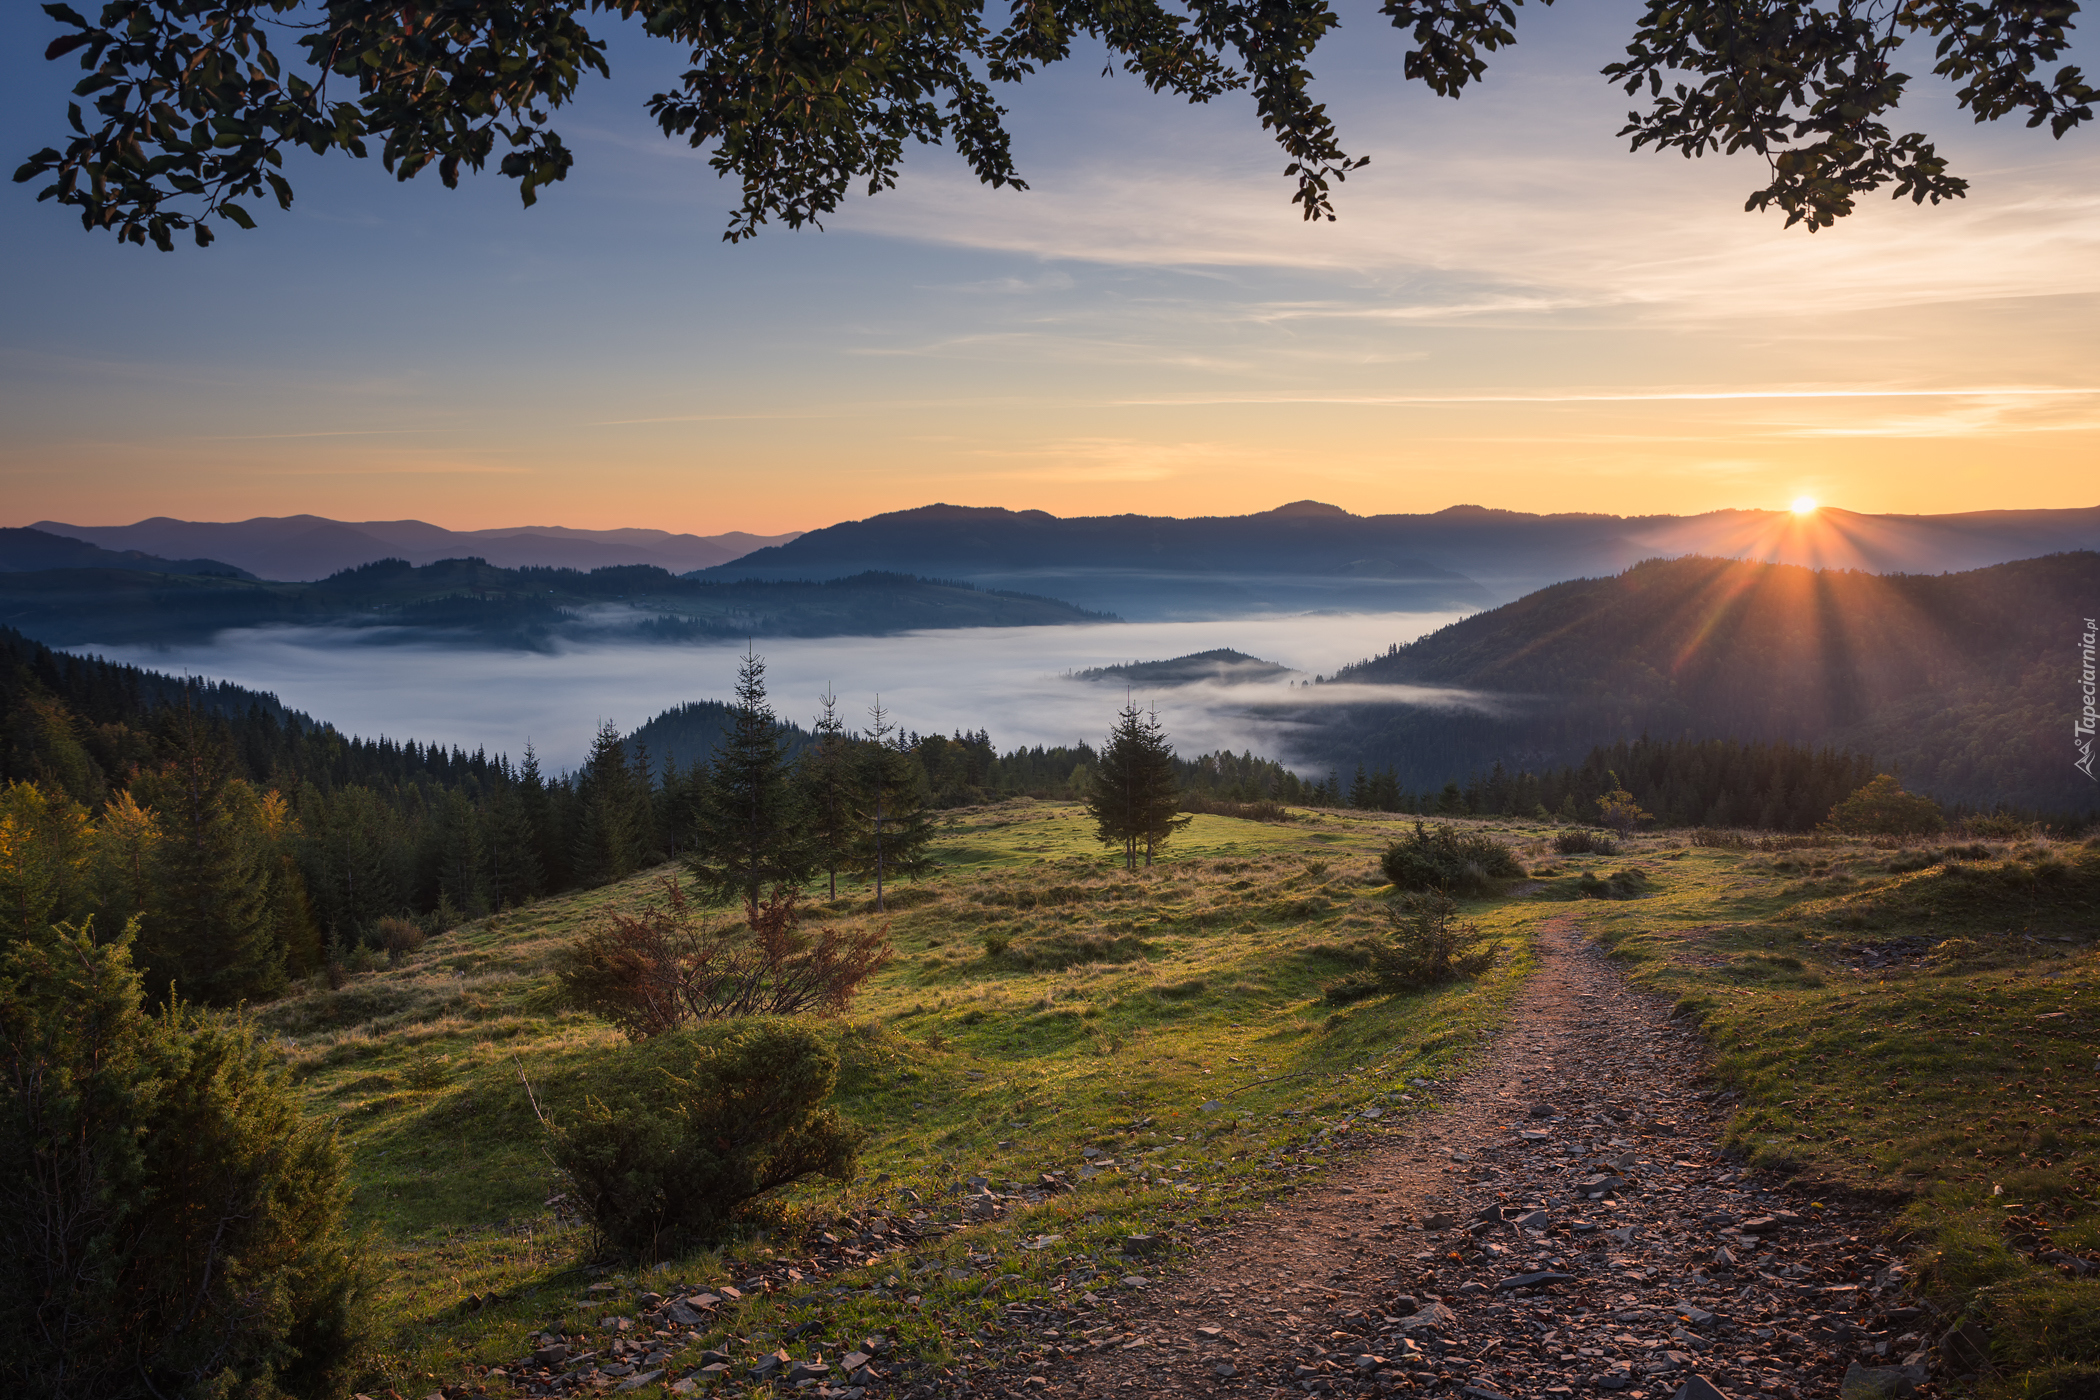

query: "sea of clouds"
(86, 611), (1489, 772)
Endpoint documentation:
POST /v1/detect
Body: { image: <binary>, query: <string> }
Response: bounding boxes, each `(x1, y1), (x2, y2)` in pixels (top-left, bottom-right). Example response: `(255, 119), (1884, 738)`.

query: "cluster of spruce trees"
(676, 652), (939, 914)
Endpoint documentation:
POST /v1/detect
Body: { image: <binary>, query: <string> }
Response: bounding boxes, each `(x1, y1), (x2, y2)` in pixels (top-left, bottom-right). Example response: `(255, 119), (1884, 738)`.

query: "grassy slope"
(263, 803), (1551, 1394)
(1570, 835), (2100, 1397)
(260, 811), (2100, 1398)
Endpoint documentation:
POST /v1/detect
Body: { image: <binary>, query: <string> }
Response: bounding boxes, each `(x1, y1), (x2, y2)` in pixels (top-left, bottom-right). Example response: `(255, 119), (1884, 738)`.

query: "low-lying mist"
(86, 612), (1485, 772)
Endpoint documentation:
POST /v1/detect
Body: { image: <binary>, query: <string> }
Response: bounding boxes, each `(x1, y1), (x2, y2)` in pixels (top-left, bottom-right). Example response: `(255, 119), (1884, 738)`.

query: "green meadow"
(257, 806), (2100, 1397)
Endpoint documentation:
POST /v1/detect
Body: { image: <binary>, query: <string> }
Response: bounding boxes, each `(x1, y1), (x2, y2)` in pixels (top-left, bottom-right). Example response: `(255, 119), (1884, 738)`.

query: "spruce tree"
(688, 650), (816, 914)
(481, 772), (544, 910)
(1134, 704), (1191, 867)
(515, 741), (567, 890)
(297, 781), (408, 942)
(851, 698), (935, 912)
(799, 689), (861, 901)
(435, 787), (487, 917)
(627, 737), (662, 865)
(572, 721), (649, 887)
(1085, 697), (1147, 871)
(129, 704), (280, 1006)
(248, 786), (322, 977)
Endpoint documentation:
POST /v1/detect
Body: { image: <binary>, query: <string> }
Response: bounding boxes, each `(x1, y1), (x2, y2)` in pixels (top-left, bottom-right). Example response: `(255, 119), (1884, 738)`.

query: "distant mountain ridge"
(694, 500), (2100, 617)
(0, 526), (255, 579)
(32, 515), (802, 581)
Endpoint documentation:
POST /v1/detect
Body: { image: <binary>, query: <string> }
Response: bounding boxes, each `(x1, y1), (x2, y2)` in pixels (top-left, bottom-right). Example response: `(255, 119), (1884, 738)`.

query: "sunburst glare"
(1792, 495), (1819, 514)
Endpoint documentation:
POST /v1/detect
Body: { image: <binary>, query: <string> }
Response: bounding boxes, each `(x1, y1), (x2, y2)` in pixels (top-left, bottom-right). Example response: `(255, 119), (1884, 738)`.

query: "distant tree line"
(1321, 736), (1880, 832)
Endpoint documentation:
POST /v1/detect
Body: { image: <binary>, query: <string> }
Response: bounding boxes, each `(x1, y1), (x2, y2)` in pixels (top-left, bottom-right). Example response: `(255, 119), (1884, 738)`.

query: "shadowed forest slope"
(1306, 553), (2099, 813)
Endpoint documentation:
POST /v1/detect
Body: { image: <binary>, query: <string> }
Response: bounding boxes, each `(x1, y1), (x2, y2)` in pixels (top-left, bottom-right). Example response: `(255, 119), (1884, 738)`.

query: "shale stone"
(1840, 1363), (1929, 1399)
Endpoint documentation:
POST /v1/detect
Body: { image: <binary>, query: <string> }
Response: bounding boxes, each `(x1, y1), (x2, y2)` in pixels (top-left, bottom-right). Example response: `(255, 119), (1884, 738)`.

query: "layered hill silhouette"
(32, 515), (800, 580)
(0, 558), (1107, 648)
(693, 500), (2100, 618)
(0, 526), (254, 578)
(1299, 552), (2100, 813)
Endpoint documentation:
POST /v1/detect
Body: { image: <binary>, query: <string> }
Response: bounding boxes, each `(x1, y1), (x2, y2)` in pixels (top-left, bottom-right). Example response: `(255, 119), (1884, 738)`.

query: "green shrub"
(1180, 794), (1295, 822)
(1321, 970), (1383, 1004)
(1577, 868), (1651, 899)
(1555, 829), (1621, 856)
(547, 1018), (861, 1252)
(1360, 892), (1501, 992)
(1380, 822), (1525, 896)
(0, 919), (366, 1399)
(1825, 774), (1945, 836)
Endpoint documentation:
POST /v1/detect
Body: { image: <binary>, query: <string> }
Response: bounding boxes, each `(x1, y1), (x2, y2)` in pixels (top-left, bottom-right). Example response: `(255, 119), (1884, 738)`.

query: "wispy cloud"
(1107, 387), (2099, 407)
(841, 148), (2100, 325)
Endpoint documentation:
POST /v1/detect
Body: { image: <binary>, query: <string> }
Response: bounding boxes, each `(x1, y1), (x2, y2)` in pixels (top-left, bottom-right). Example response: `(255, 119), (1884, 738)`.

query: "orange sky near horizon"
(7, 389), (2095, 536)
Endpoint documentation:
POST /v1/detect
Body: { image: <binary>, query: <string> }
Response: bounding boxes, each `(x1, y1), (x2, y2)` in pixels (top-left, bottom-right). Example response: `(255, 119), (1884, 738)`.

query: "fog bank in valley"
(86, 612), (1477, 772)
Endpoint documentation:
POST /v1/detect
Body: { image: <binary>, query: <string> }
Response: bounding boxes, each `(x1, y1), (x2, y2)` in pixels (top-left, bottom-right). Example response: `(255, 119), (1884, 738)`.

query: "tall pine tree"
(481, 770), (544, 910)
(1085, 697), (1188, 870)
(1134, 704), (1190, 867)
(571, 721), (651, 887)
(800, 688), (861, 902)
(688, 650), (815, 915)
(434, 787), (487, 917)
(852, 698), (934, 912)
(129, 703), (280, 1005)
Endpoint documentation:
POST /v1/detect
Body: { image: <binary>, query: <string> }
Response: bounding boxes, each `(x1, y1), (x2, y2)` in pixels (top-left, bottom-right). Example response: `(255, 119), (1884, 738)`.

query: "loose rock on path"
(1017, 918), (1935, 1400)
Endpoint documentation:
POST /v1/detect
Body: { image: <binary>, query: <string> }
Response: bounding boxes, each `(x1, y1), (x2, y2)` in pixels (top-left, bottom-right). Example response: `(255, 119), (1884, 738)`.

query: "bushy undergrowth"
(1825, 773), (1946, 836)
(1180, 794), (1295, 822)
(1553, 828), (1620, 856)
(554, 880), (891, 1039)
(1380, 821), (1525, 896)
(1326, 892), (1501, 1001)
(996, 930), (1150, 970)
(1797, 843), (2100, 933)
(546, 1018), (861, 1253)
(1, 920), (366, 1399)
(1575, 868), (1651, 900)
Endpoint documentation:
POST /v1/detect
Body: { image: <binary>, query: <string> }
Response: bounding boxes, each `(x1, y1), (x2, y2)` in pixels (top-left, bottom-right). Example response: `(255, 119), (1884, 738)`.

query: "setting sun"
(1792, 495), (1819, 514)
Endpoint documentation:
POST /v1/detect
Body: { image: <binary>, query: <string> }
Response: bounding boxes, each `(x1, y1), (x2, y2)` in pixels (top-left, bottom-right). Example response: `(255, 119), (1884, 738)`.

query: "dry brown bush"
(554, 879), (891, 1039)
(375, 915), (425, 966)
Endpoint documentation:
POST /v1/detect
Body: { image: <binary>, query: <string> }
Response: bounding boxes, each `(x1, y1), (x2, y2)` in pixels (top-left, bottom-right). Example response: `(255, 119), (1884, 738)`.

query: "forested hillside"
(1307, 553), (2100, 814)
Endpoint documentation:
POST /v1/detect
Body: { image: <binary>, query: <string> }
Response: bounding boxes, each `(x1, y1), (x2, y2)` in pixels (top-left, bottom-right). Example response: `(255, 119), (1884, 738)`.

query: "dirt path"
(1018, 918), (1930, 1400)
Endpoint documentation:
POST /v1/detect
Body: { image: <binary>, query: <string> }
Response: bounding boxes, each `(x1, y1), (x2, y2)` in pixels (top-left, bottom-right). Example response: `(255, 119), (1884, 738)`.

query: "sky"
(4, 0), (2097, 535)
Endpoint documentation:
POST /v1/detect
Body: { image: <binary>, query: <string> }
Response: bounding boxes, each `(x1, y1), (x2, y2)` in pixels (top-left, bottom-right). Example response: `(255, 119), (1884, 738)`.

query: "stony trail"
(1029, 917), (1932, 1400)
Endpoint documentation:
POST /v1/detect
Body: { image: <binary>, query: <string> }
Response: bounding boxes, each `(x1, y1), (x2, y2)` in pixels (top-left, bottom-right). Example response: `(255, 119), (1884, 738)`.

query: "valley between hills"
(267, 803), (2100, 1400)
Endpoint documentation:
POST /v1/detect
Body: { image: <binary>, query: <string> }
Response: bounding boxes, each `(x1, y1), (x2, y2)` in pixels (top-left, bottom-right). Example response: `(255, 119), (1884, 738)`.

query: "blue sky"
(4, 0), (2096, 534)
